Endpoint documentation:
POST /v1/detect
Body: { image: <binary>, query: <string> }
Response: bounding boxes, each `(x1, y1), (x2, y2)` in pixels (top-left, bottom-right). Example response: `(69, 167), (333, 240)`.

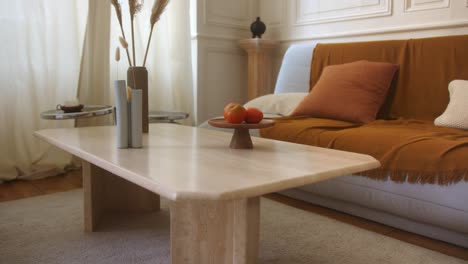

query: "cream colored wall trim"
(293, 0), (392, 26)
(190, 23), (468, 42)
(203, 0), (255, 29)
(279, 19), (468, 42)
(191, 33), (242, 41)
(260, 0), (287, 28)
(404, 0), (450, 12)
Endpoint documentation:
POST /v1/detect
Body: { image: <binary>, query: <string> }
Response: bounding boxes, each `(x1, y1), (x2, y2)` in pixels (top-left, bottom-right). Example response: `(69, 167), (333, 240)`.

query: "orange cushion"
(291, 60), (399, 123)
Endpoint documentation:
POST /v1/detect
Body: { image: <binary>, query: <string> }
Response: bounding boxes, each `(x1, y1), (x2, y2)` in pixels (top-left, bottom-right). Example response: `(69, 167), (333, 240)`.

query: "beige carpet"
(0, 190), (465, 264)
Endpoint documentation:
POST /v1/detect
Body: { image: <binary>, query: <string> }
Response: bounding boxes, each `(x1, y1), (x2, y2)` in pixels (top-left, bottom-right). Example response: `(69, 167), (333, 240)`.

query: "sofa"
(201, 35), (468, 247)
(263, 35), (468, 248)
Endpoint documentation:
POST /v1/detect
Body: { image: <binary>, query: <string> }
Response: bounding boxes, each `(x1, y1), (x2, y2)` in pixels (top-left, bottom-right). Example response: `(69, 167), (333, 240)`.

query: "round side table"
(40, 105), (114, 120)
(148, 111), (189, 123)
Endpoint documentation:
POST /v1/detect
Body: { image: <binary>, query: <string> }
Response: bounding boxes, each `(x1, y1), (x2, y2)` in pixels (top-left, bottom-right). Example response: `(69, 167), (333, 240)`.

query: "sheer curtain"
(0, 0), (194, 182)
(0, 1), (88, 181)
(76, 0), (113, 128)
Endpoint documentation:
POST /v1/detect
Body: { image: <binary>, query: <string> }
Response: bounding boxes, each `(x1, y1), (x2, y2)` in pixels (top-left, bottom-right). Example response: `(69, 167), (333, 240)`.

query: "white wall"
(192, 0), (259, 125)
(192, 0), (468, 124)
(261, 0), (468, 41)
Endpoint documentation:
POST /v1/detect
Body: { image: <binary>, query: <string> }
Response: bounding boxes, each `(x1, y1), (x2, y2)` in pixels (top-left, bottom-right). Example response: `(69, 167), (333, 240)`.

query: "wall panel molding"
(203, 0), (254, 29)
(260, 0), (287, 28)
(194, 18), (468, 42)
(192, 33), (241, 41)
(280, 19), (468, 42)
(294, 0), (392, 25)
(197, 42), (247, 123)
(404, 0), (450, 12)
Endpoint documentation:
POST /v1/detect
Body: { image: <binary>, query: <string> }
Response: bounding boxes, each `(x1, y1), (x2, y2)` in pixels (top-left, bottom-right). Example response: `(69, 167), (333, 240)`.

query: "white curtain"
(0, 0), (88, 181)
(0, 0), (194, 181)
(76, 0), (113, 128)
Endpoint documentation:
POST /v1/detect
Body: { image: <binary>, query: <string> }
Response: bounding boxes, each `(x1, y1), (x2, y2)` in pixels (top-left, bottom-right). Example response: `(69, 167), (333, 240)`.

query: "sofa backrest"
(310, 35), (468, 121)
(274, 43), (315, 94)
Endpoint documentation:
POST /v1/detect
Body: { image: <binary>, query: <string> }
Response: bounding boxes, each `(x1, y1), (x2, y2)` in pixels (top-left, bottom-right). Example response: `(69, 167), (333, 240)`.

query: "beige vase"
(127, 67), (149, 133)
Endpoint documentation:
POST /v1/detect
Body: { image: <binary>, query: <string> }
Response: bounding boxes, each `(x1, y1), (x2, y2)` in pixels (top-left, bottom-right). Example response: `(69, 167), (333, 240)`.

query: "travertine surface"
(35, 124), (379, 201)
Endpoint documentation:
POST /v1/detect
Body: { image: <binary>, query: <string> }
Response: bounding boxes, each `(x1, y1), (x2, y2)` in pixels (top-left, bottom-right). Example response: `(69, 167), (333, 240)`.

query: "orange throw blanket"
(261, 117), (468, 185)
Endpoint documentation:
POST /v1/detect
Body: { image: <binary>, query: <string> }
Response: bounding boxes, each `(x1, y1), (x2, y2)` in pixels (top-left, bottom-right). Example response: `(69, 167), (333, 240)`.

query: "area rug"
(0, 190), (464, 264)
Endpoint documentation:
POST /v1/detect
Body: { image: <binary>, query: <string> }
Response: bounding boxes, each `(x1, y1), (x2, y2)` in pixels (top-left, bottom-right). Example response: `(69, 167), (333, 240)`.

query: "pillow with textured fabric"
(244, 93), (308, 116)
(435, 80), (468, 129)
(290, 60), (399, 123)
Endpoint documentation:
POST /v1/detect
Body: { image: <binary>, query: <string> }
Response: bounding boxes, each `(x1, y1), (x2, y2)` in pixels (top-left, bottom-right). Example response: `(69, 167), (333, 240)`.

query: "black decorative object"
(250, 17), (266, 39)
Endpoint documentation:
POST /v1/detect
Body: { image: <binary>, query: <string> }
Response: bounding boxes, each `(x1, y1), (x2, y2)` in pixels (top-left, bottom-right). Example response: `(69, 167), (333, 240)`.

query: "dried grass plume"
(110, 0), (123, 26)
(150, 0), (169, 26)
(115, 47), (121, 62)
(128, 0), (144, 19)
(126, 86), (132, 102)
(143, 0), (170, 66)
(110, 0), (132, 66)
(110, 0), (167, 68)
(128, 0), (144, 66)
(119, 36), (129, 49)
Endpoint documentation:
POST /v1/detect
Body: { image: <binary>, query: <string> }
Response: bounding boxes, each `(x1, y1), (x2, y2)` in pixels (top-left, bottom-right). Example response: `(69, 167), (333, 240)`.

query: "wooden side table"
(238, 38), (279, 101)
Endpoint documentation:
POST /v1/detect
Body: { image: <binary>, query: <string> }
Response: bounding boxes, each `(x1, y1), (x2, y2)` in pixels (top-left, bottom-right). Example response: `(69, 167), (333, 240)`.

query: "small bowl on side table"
(208, 119), (275, 149)
(56, 104), (84, 113)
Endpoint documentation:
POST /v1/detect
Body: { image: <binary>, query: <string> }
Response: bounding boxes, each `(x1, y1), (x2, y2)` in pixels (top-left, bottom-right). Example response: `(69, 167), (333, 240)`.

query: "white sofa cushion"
(274, 43), (316, 94)
(435, 80), (468, 129)
(244, 93), (308, 116)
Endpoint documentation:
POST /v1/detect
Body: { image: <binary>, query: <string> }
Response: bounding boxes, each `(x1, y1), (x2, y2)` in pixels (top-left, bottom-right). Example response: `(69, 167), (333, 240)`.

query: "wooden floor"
(0, 170), (83, 202)
(1, 170), (467, 261)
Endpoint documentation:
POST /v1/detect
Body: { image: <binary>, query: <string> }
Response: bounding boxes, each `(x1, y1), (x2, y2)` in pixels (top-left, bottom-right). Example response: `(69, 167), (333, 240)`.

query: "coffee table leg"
(82, 161), (160, 232)
(170, 197), (260, 264)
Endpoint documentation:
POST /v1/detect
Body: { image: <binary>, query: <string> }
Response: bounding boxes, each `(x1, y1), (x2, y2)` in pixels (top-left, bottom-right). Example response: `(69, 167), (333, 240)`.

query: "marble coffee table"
(35, 124), (379, 264)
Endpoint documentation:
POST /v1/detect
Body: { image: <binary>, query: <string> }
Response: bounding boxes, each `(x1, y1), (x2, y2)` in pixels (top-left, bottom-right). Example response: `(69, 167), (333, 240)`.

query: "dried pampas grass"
(129, 0), (144, 66)
(119, 36), (129, 49)
(150, 0), (169, 26)
(110, 0), (168, 68)
(126, 86), (132, 102)
(110, 0), (132, 66)
(129, 0), (144, 18)
(115, 47), (121, 62)
(110, 0), (123, 25)
(115, 47), (121, 79)
(143, 0), (170, 66)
